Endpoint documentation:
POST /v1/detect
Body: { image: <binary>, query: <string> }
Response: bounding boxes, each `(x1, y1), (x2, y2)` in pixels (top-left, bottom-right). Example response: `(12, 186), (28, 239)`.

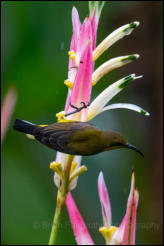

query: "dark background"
(2, 1), (163, 245)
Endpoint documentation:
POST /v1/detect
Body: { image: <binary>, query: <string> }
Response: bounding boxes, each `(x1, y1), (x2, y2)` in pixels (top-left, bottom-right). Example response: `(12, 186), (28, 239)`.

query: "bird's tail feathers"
(13, 119), (36, 134)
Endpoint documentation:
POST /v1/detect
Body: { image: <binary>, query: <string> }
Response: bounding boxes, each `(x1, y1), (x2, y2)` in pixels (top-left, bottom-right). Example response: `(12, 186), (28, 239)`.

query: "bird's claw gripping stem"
(64, 101), (90, 117)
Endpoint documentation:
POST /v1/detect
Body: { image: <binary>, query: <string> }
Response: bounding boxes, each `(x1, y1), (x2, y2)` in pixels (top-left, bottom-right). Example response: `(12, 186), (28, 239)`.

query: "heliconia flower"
(1, 87), (17, 142)
(54, 5), (95, 189)
(54, 3), (103, 190)
(65, 172), (139, 245)
(53, 0), (148, 189)
(98, 172), (139, 245)
(66, 192), (94, 245)
(53, 1), (149, 192)
(49, 2), (148, 245)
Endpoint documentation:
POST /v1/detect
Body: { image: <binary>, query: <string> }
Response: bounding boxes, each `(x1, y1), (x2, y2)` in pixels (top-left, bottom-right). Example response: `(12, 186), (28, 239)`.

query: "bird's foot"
(64, 101), (90, 117)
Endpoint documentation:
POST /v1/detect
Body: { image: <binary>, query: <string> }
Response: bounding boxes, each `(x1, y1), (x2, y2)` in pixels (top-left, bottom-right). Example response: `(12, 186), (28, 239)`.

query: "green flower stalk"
(49, 155), (74, 245)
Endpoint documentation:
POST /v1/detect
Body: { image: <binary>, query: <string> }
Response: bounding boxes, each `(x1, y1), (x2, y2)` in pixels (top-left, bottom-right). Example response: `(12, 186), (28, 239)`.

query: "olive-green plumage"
(13, 119), (143, 157)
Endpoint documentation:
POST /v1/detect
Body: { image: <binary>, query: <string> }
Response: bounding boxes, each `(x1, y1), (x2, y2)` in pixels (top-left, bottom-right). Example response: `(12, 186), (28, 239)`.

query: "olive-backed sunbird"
(13, 119), (143, 157)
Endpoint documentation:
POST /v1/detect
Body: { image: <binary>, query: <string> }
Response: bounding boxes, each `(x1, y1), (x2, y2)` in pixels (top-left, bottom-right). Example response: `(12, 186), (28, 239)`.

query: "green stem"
(48, 191), (65, 245)
(48, 155), (74, 245)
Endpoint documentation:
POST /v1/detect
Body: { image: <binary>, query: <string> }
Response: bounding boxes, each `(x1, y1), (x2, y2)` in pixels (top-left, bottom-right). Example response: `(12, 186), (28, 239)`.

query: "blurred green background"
(1, 1), (163, 245)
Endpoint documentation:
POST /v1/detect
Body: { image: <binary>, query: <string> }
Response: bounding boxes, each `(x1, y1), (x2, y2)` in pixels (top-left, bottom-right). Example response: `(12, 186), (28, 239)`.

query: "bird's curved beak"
(125, 143), (144, 157)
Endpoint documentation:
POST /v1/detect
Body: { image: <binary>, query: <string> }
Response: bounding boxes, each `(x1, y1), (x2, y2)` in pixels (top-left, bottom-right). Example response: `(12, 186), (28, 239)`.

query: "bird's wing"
(49, 122), (99, 153)
(34, 121), (100, 154)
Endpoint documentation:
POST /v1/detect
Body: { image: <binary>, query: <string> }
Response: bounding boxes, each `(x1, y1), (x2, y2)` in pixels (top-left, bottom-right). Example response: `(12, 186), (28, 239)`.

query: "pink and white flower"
(53, 2), (149, 191)
(66, 172), (139, 245)
(50, 2), (146, 244)
(98, 172), (139, 245)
